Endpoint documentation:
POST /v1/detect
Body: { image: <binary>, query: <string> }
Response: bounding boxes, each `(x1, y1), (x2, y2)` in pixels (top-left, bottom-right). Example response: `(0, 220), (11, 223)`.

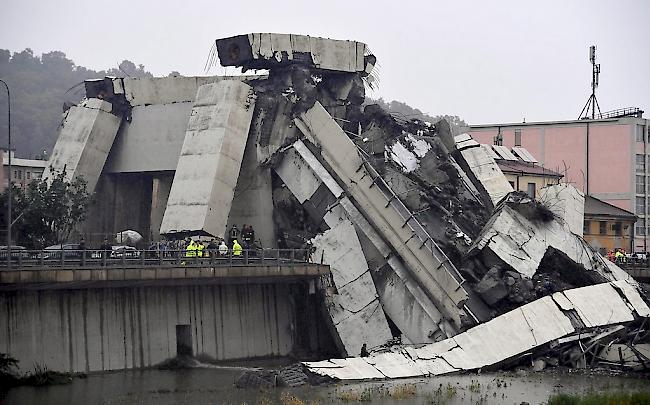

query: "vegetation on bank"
(0, 353), (75, 391)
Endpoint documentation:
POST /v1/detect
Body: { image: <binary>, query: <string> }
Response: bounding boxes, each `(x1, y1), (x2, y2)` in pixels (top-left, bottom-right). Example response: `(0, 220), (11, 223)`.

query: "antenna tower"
(578, 45), (602, 119)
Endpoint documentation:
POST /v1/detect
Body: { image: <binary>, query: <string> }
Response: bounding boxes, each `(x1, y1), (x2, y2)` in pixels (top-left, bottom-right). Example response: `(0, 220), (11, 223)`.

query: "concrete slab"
(160, 80), (255, 237)
(562, 283), (635, 327)
(304, 281), (647, 380)
(120, 76), (257, 106)
(295, 102), (469, 332)
(312, 221), (392, 356)
(44, 98), (122, 192)
(471, 201), (623, 280)
(454, 141), (513, 209)
(276, 139), (452, 342)
(216, 33), (369, 73)
(104, 103), (193, 173)
(611, 279), (650, 317)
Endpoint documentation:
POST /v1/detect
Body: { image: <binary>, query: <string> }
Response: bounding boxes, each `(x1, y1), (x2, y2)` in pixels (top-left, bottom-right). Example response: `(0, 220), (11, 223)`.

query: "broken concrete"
(311, 220), (393, 356)
(160, 81), (255, 236)
(44, 98), (122, 192)
(275, 139), (453, 343)
(41, 33), (650, 375)
(295, 102), (470, 332)
(304, 279), (649, 379)
(452, 133), (513, 209)
(216, 33), (370, 73)
(470, 192), (616, 281)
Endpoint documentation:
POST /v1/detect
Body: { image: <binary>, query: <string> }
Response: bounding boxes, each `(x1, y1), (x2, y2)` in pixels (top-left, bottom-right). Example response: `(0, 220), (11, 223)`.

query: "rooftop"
(584, 195), (637, 220)
(496, 160), (563, 178)
(469, 115), (648, 130)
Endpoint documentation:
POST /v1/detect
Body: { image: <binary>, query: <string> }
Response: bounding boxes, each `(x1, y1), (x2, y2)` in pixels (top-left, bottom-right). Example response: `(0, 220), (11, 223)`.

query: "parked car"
(110, 245), (140, 259)
(42, 244), (82, 260)
(627, 252), (647, 263)
(0, 245), (30, 261)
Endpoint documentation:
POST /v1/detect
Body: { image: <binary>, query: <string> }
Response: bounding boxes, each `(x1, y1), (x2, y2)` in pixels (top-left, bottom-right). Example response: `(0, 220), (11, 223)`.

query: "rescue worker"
(185, 240), (196, 258)
(615, 249), (624, 263)
(218, 240), (228, 256)
(207, 238), (218, 257)
(196, 240), (205, 258)
(242, 224), (255, 249)
(228, 225), (240, 247)
(232, 239), (242, 257)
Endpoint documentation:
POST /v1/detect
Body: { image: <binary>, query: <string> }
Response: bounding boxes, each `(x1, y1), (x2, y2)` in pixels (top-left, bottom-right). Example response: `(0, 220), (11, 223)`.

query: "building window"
(526, 183), (536, 198)
(583, 220), (590, 235)
(637, 225), (646, 236)
(637, 175), (646, 194)
(636, 154), (646, 173)
(514, 129), (522, 146)
(612, 222), (622, 236)
(637, 125), (645, 142)
(599, 221), (607, 235)
(493, 132), (503, 146)
(26, 172), (31, 180)
(637, 197), (646, 215)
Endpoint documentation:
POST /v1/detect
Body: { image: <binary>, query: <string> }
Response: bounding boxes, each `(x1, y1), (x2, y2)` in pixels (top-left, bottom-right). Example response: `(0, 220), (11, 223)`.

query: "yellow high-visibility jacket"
(232, 240), (242, 256)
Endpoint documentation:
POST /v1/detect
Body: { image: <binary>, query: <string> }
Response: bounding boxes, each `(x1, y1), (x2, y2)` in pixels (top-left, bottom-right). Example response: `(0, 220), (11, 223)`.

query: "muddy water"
(5, 367), (649, 405)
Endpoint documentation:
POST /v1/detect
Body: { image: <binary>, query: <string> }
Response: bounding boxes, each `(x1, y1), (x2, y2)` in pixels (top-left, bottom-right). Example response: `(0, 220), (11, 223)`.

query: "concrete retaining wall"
(0, 284), (293, 373)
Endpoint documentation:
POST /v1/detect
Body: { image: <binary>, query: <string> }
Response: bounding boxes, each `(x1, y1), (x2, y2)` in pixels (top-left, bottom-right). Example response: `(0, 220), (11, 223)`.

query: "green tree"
(0, 170), (92, 248)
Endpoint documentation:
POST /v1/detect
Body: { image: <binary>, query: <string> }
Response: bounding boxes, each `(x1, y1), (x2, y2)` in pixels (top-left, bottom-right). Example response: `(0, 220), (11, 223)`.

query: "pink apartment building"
(468, 115), (650, 252)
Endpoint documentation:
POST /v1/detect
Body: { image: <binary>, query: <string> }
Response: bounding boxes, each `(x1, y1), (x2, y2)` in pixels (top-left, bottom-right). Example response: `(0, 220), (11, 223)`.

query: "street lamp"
(0, 79), (11, 269)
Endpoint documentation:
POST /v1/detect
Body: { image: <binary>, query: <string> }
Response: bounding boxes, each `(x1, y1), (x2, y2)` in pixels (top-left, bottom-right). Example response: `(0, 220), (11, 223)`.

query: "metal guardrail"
(0, 248), (313, 271)
(599, 107), (643, 120)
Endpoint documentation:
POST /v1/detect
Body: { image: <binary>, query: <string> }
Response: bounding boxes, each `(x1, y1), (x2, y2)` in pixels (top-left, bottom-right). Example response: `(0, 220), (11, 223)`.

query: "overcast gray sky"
(3, 0), (649, 124)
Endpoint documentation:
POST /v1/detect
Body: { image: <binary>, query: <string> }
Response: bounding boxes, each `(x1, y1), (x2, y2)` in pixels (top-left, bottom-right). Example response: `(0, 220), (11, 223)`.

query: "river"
(4, 367), (649, 405)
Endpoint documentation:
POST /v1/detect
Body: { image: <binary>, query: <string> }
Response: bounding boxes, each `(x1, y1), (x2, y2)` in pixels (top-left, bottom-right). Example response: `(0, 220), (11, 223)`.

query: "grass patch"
(336, 387), (372, 402)
(336, 384), (416, 402)
(468, 379), (481, 393)
(425, 383), (458, 404)
(389, 383), (417, 399)
(548, 391), (650, 405)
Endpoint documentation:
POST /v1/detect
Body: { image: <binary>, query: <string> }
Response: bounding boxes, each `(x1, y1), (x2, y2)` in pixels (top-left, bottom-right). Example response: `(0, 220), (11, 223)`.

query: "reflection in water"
(5, 368), (650, 405)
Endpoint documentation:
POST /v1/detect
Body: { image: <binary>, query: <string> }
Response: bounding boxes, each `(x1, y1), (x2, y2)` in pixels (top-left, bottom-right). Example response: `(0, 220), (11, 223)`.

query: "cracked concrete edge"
(304, 279), (648, 380)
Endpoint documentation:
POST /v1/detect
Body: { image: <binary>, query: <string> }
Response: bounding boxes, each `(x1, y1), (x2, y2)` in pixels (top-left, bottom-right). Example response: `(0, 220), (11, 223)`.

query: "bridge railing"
(0, 248), (313, 270)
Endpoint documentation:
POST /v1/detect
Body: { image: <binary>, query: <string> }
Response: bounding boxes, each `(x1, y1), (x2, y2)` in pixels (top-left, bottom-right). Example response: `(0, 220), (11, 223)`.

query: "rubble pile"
(45, 32), (650, 379)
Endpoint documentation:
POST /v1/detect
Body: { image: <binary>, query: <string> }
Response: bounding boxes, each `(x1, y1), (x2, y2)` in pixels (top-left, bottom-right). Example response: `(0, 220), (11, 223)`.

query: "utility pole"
(0, 79), (10, 269)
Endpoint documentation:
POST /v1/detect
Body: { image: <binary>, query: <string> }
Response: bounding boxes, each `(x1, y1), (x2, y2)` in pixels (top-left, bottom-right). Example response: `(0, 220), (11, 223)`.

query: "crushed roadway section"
(303, 279), (650, 380)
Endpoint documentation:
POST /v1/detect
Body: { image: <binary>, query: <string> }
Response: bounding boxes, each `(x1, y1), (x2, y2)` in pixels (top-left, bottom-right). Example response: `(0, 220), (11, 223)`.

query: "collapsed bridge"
(4, 33), (648, 374)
